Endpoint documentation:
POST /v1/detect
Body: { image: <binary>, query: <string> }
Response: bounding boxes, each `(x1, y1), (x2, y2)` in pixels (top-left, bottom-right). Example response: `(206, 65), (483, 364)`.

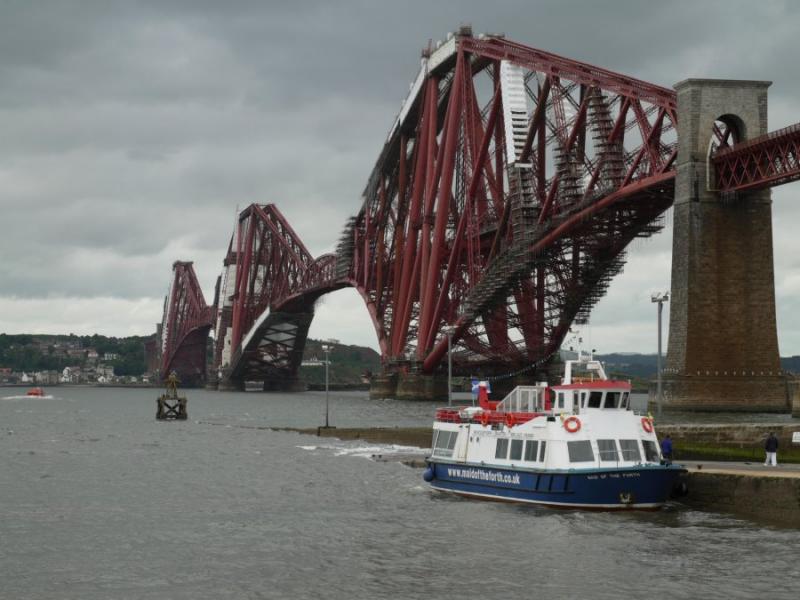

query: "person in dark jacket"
(660, 434), (673, 463)
(764, 432), (779, 467)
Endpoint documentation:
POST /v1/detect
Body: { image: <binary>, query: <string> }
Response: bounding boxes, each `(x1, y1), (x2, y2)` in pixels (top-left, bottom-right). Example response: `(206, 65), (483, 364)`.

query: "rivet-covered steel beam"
(713, 122), (800, 192)
(163, 30), (800, 387)
(160, 261), (214, 384)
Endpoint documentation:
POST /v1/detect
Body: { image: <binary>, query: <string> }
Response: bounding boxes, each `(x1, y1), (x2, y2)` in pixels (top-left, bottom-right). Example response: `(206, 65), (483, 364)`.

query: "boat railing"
(494, 385), (547, 413)
(435, 407), (543, 426)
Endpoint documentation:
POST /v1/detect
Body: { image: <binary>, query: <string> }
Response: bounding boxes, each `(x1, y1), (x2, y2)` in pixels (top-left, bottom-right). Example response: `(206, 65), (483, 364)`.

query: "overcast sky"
(1, 0), (798, 356)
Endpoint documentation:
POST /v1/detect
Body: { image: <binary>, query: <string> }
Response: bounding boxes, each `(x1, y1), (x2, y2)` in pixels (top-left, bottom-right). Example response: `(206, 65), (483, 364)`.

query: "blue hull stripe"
(428, 461), (685, 507)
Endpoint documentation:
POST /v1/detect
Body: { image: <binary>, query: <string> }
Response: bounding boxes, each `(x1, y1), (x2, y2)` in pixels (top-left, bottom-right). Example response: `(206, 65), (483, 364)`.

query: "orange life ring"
(564, 416), (581, 433)
(505, 413), (515, 427)
(480, 412), (490, 426)
(641, 417), (654, 433)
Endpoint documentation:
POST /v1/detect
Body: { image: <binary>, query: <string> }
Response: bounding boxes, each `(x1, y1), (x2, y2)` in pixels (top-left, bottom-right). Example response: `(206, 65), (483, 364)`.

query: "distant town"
(0, 333), (383, 387)
(1, 332), (797, 388)
(0, 334), (152, 386)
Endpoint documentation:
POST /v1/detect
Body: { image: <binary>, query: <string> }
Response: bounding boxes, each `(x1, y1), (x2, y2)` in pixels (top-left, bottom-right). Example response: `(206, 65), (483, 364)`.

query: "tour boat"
(26, 387), (45, 397)
(423, 356), (687, 509)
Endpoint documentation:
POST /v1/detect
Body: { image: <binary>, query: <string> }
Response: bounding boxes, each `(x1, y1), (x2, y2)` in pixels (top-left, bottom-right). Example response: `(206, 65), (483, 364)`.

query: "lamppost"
(651, 292), (669, 416)
(443, 326), (455, 406)
(321, 338), (339, 428)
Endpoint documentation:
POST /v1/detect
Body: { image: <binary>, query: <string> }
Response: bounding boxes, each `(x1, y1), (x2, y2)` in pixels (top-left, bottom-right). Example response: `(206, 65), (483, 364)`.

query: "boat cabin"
(431, 356), (662, 471)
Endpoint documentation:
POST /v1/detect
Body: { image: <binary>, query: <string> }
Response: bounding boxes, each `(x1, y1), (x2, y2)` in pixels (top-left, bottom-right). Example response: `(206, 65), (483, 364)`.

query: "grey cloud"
(0, 0), (799, 351)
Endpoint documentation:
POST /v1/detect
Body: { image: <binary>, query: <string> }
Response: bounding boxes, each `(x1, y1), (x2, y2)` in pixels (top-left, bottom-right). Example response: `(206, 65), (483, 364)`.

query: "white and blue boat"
(424, 356), (687, 509)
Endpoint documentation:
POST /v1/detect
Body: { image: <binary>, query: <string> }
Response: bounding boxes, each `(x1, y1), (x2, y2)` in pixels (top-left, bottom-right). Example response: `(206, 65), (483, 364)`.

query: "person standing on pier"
(764, 432), (779, 467)
(660, 434), (673, 464)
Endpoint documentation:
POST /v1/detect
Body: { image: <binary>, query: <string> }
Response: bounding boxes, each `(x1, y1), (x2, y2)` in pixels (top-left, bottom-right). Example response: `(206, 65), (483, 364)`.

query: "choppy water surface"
(1, 387), (798, 599)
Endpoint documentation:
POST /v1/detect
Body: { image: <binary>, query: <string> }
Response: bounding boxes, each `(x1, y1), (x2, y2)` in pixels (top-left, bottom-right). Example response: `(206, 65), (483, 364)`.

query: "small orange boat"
(26, 387), (45, 397)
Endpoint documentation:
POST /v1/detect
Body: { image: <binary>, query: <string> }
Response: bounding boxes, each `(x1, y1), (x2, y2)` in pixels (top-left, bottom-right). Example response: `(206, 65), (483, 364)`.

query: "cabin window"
(620, 392), (629, 409)
(597, 439), (619, 462)
(642, 440), (660, 462)
(432, 430), (458, 458)
(619, 439), (642, 462)
(538, 441), (547, 462)
(604, 392), (620, 409)
(495, 438), (509, 459)
(567, 440), (595, 462)
(587, 391), (603, 408)
(510, 439), (524, 461)
(557, 392), (565, 409)
(524, 440), (539, 461)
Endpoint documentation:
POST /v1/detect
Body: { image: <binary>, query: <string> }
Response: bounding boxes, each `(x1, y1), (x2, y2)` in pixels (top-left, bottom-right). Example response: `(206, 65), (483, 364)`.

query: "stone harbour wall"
(658, 423), (798, 449)
(682, 471), (800, 528)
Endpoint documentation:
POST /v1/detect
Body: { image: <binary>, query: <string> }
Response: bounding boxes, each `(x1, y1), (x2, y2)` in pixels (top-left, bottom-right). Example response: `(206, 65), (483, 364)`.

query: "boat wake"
(298, 441), (424, 459)
(2, 394), (56, 400)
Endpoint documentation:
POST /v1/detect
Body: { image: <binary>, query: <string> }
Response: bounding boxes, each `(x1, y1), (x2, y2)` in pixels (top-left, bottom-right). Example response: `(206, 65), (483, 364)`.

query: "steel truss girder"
(160, 261), (214, 383)
(219, 203), (343, 383)
(351, 32), (679, 376)
(713, 122), (800, 192)
(164, 31), (800, 385)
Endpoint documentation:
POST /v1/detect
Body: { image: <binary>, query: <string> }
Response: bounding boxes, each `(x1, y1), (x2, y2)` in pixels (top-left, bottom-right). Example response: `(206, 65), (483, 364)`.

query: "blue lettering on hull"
(427, 461), (685, 508)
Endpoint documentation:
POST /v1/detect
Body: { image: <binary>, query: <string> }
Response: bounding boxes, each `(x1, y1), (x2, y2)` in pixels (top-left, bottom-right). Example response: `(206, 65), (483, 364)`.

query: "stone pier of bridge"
(659, 79), (791, 412)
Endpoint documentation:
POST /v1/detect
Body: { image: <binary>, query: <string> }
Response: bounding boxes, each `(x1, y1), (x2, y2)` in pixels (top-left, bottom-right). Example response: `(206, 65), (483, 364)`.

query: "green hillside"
(299, 339), (381, 385)
(0, 333), (148, 376)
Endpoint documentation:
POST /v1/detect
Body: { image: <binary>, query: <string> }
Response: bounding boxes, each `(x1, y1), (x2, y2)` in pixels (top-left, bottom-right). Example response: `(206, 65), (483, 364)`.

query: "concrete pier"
(680, 462), (800, 528)
(394, 373), (447, 401)
(369, 373), (398, 399)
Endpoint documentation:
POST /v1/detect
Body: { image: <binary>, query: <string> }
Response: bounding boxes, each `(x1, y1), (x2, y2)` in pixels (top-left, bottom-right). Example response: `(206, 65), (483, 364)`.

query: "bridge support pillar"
(217, 376), (245, 392)
(394, 372), (448, 402)
(369, 373), (398, 400)
(262, 377), (306, 392)
(790, 379), (800, 418)
(662, 79), (789, 412)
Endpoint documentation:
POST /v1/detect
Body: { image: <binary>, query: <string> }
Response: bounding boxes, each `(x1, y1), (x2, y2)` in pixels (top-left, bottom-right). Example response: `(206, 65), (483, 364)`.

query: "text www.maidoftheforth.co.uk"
(447, 467), (521, 485)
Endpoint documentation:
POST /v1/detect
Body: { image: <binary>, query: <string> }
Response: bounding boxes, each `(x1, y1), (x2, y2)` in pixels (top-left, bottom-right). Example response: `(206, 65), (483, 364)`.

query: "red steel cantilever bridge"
(156, 29), (800, 392)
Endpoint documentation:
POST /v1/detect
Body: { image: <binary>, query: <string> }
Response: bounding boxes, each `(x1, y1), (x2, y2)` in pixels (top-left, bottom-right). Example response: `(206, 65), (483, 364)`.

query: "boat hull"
(426, 460), (687, 509)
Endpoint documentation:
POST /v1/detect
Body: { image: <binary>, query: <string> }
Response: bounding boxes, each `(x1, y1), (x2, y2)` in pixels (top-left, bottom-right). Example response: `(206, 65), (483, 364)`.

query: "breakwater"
(681, 464), (800, 528)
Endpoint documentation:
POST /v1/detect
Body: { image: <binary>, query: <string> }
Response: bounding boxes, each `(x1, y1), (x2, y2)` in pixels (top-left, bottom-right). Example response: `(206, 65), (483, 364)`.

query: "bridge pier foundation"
(790, 379), (800, 418)
(662, 78), (790, 412)
(394, 373), (448, 402)
(262, 378), (306, 392)
(217, 378), (245, 392)
(369, 373), (398, 400)
(652, 376), (789, 413)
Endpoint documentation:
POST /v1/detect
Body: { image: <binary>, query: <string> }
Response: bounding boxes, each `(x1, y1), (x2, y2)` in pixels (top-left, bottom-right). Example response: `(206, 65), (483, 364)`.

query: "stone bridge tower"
(662, 79), (789, 411)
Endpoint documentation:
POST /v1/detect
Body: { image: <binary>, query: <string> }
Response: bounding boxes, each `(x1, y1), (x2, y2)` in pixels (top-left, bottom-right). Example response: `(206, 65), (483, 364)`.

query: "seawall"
(681, 464), (800, 528)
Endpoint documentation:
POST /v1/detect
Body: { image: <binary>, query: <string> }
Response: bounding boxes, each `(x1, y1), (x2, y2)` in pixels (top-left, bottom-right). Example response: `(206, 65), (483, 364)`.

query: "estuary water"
(1, 387), (798, 599)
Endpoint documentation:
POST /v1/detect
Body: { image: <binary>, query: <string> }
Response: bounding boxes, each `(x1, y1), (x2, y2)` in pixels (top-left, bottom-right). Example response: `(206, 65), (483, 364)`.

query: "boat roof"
(553, 380), (632, 391)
